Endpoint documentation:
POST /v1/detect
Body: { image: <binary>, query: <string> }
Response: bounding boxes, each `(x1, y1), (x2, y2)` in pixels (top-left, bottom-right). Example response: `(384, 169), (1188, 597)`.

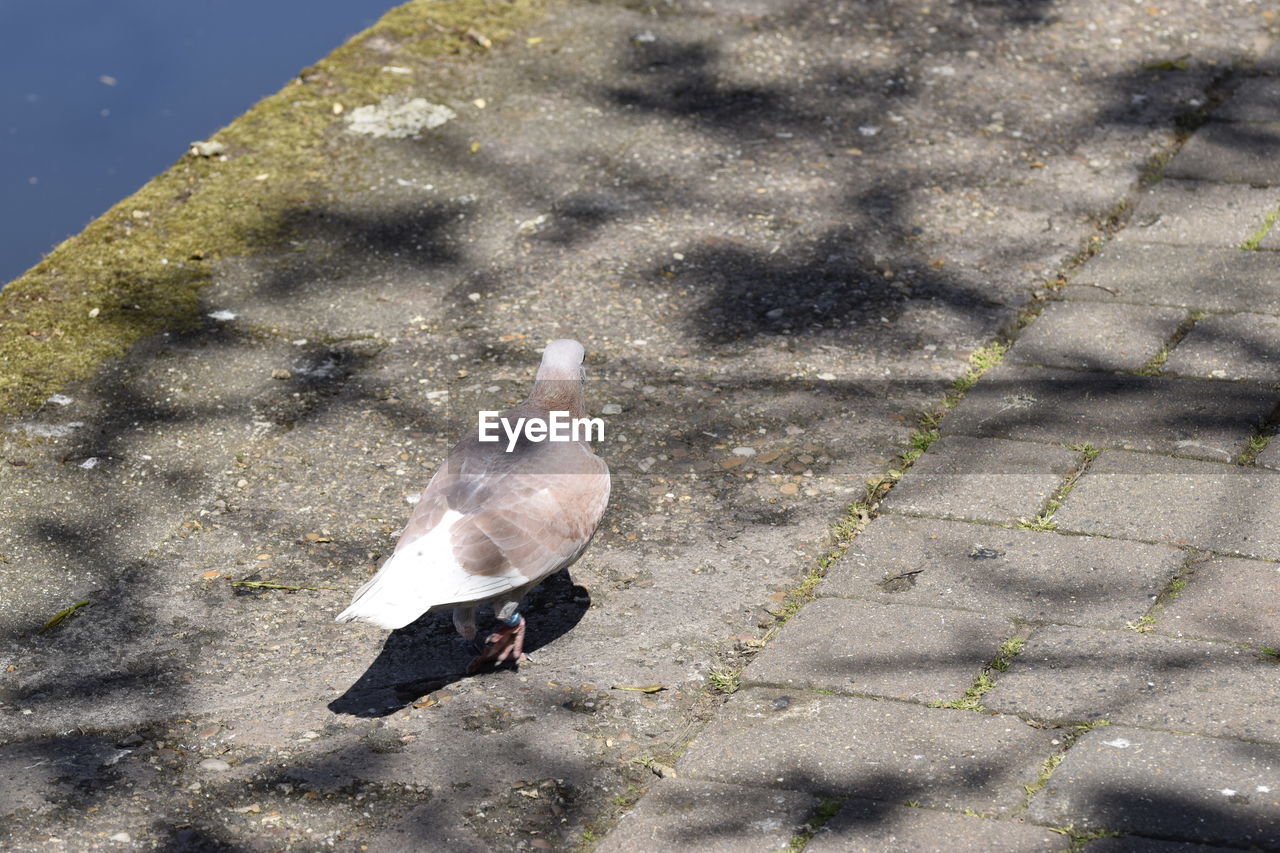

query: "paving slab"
(1216, 77), (1280, 122)
(1261, 219), (1280, 250)
(984, 624), (1280, 742)
(941, 363), (1274, 461)
(1005, 302), (1185, 372)
(1085, 837), (1247, 853)
(821, 515), (1184, 629)
(1114, 179), (1280, 247)
(1159, 554), (1280, 647)
(1056, 450), (1280, 559)
(1027, 727), (1280, 849)
(1259, 439), (1280, 470)
(743, 598), (1013, 703)
(1163, 122), (1280, 185)
(1061, 244), (1280, 313)
(1162, 311), (1280, 382)
(879, 435), (1078, 524)
(806, 799), (1068, 853)
(678, 688), (1058, 815)
(595, 779), (815, 853)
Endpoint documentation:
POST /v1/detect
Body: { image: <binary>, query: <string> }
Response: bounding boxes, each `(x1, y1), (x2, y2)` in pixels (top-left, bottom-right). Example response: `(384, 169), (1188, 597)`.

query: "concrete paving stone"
(821, 515), (1183, 629)
(1162, 311), (1280, 382)
(984, 624), (1280, 742)
(806, 799), (1068, 853)
(1084, 837), (1247, 853)
(941, 363), (1274, 461)
(1027, 726), (1280, 849)
(1006, 302), (1185, 372)
(879, 435), (1079, 524)
(1262, 229), (1280, 250)
(1062, 244), (1280, 313)
(1055, 450), (1280, 560)
(1163, 122), (1280, 186)
(1215, 77), (1280, 122)
(1114, 179), (1280, 247)
(743, 598), (1014, 703)
(1259, 438), (1280, 470)
(1159, 554), (1280, 647)
(678, 687), (1058, 815)
(595, 779), (816, 853)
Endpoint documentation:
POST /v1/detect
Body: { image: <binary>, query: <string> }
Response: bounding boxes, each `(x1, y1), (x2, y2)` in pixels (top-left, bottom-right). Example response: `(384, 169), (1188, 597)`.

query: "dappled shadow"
(1, 0), (1278, 847)
(329, 569), (591, 716)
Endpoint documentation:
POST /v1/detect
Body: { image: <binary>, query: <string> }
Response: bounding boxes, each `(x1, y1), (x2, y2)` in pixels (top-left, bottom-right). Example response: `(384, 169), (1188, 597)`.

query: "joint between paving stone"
(927, 627), (1032, 713)
(1123, 550), (1201, 635)
(1136, 312), (1202, 376)
(1241, 202), (1280, 249)
(1238, 404), (1280, 465)
(1014, 719), (1115, 818)
(1016, 445), (1101, 532)
(783, 794), (845, 852)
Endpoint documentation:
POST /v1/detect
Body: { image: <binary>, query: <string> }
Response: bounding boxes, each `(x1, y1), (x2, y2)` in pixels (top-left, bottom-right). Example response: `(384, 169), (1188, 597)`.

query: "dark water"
(0, 0), (400, 287)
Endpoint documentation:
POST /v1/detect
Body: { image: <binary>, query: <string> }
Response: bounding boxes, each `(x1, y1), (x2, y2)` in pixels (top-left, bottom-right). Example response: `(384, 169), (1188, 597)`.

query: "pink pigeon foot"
(467, 615), (527, 673)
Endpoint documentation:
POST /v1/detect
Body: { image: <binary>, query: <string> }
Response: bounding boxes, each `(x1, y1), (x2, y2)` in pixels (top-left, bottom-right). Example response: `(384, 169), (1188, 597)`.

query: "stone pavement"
(604, 39), (1280, 853)
(0, 1), (1277, 851)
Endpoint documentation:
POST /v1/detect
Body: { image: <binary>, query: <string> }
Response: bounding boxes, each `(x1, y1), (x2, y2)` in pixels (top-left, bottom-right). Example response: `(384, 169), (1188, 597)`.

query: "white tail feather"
(335, 510), (525, 629)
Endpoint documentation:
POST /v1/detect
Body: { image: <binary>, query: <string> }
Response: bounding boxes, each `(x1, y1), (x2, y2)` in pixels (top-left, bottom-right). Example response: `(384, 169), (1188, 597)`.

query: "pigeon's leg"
(467, 599), (527, 673)
(453, 607), (482, 655)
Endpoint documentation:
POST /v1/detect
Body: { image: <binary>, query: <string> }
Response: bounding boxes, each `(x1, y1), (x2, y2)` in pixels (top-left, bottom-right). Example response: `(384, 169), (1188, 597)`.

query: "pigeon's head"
(530, 339), (588, 414)
(536, 339), (587, 384)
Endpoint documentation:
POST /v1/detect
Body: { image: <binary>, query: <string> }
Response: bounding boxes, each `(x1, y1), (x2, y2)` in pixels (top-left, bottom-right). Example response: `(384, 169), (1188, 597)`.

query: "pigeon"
(336, 339), (610, 672)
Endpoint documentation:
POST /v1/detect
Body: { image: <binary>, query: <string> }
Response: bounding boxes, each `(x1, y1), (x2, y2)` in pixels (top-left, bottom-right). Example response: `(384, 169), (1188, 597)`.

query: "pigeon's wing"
(336, 443), (609, 629)
(450, 447), (610, 587)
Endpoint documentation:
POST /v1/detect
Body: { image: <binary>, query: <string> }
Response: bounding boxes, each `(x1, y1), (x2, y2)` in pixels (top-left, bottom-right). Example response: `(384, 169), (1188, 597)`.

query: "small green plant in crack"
(952, 342), (1009, 396)
(931, 635), (1025, 711)
(707, 667), (741, 694)
(1017, 513), (1058, 532)
(1259, 646), (1280, 663)
(1240, 432), (1273, 465)
(1126, 613), (1156, 633)
(784, 796), (843, 851)
(900, 427), (940, 465)
(1048, 826), (1123, 851)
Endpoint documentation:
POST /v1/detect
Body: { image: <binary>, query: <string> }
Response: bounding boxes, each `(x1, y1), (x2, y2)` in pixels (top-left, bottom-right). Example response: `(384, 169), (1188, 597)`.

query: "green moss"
(0, 0), (550, 415)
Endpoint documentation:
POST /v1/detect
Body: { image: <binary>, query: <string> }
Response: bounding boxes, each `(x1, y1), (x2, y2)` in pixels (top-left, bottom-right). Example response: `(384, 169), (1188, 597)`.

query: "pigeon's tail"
(334, 550), (436, 630)
(334, 509), (527, 630)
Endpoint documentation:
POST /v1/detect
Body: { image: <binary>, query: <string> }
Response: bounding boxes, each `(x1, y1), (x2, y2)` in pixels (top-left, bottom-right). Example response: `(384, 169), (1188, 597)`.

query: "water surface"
(1, 0), (399, 286)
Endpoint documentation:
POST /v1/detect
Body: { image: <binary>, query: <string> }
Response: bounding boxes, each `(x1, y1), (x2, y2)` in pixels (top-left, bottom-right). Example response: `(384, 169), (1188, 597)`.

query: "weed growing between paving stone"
(930, 634), (1027, 712)
(1241, 204), (1280, 250)
(783, 796), (843, 852)
(1017, 720), (1111, 813)
(1238, 408), (1280, 464)
(1139, 312), (1202, 376)
(1126, 558), (1195, 633)
(1017, 445), (1100, 532)
(1049, 826), (1123, 852)
(706, 667), (741, 694)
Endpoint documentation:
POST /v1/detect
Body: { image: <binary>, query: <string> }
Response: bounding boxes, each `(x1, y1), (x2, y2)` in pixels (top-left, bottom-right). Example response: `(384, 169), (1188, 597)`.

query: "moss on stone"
(0, 0), (549, 415)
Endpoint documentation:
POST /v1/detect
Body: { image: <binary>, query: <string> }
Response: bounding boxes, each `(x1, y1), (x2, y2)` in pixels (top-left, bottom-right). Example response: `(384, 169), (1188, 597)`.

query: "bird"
(336, 339), (610, 672)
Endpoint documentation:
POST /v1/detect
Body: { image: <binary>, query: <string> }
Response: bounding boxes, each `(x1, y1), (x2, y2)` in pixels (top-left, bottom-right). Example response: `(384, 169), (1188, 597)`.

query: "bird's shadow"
(328, 570), (591, 717)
